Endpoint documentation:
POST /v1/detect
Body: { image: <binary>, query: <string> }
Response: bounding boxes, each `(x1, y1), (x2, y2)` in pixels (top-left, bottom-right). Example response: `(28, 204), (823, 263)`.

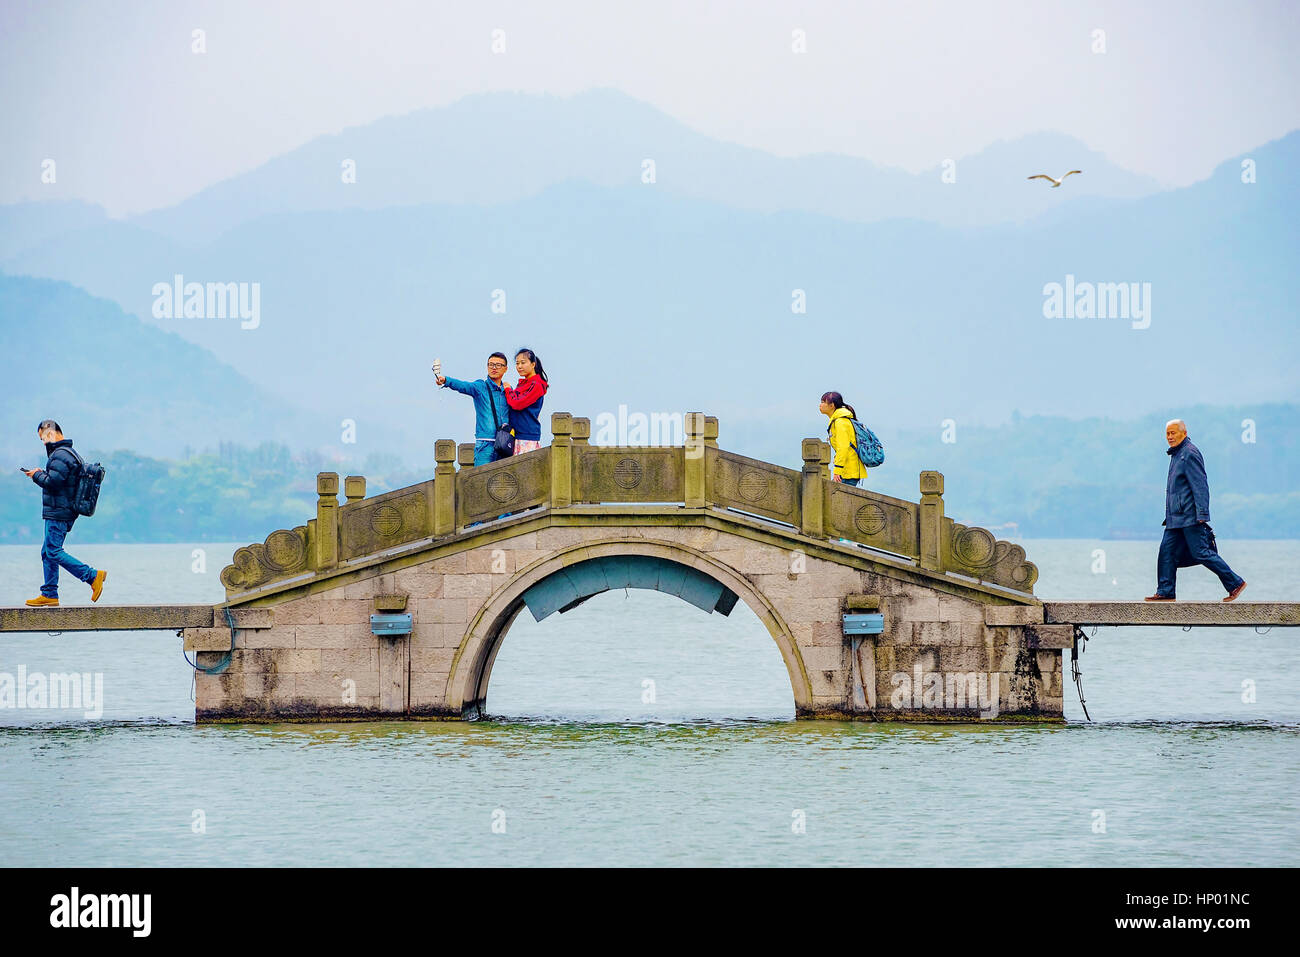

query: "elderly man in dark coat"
(1146, 419), (1246, 602)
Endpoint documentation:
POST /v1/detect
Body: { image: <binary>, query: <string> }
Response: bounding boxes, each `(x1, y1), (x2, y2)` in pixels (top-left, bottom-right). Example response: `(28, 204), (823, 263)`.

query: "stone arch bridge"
(188, 412), (1062, 722)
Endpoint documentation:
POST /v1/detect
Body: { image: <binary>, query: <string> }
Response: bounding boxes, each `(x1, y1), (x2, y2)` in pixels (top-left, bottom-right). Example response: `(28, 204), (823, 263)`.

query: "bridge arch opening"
(447, 541), (811, 720)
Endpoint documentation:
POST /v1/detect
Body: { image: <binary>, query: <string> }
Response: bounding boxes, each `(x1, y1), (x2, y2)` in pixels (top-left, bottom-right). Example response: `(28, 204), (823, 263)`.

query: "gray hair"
(36, 419), (62, 435)
(1165, 419), (1186, 431)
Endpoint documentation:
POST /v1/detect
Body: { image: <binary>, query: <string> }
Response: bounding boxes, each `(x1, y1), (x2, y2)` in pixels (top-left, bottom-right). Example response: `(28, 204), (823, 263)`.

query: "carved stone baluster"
(315, 472), (339, 570)
(919, 471), (945, 571)
(704, 416), (718, 449)
(684, 412), (706, 507)
(551, 412), (573, 508)
(801, 439), (825, 538)
(434, 440), (456, 535)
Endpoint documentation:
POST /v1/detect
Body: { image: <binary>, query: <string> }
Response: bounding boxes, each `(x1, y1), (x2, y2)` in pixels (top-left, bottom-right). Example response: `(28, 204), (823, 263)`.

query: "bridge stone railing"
(220, 412), (1037, 597)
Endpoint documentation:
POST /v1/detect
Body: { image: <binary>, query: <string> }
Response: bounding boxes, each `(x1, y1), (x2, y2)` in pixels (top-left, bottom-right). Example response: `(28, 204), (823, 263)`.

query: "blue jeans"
(842, 478), (860, 487)
(473, 440), (498, 467)
(41, 519), (96, 598)
(1156, 524), (1243, 597)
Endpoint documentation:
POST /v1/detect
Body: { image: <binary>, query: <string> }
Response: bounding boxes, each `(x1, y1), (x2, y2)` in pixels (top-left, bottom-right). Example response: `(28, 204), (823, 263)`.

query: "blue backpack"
(831, 415), (885, 469)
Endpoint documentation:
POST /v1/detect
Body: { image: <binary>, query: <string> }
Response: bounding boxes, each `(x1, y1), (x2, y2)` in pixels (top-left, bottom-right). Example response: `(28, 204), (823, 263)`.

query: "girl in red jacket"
(504, 348), (549, 453)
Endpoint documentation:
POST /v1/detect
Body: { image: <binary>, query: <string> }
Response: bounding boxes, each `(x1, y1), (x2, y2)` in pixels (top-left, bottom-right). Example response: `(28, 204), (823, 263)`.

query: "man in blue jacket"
(434, 352), (511, 465)
(1145, 419), (1246, 602)
(21, 420), (107, 607)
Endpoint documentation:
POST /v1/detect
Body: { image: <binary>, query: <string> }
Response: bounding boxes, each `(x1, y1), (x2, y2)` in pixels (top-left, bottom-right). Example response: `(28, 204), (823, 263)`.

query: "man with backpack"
(21, 420), (106, 606)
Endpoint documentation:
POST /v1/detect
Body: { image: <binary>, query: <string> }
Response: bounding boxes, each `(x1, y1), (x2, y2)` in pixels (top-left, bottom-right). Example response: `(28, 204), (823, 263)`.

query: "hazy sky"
(3, 0), (1297, 216)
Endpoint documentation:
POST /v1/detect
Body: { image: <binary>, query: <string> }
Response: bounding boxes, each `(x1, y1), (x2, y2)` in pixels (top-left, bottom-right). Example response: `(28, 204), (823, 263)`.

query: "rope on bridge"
(1071, 625), (1093, 722)
(180, 606), (235, 676)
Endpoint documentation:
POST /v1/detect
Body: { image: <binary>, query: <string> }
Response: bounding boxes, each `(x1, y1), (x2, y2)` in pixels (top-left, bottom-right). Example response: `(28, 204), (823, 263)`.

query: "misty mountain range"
(1, 88), (1296, 535)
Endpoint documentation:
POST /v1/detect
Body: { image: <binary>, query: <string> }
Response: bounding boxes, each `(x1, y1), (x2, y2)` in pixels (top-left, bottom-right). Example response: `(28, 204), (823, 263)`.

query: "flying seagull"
(1027, 170), (1082, 188)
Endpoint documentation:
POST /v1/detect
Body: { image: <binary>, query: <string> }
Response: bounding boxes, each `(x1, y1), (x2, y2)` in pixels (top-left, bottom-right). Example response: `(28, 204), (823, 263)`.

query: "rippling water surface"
(1, 539), (1296, 866)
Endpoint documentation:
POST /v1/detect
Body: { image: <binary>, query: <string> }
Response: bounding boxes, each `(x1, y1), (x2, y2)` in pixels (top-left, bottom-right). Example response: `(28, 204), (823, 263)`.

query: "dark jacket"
(32, 439), (80, 523)
(1164, 438), (1211, 529)
(504, 375), (548, 441)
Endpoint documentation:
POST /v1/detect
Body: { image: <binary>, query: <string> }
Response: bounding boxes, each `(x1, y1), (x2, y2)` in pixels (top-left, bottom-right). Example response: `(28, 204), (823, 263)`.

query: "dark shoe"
(25, 596), (59, 606)
(1143, 594), (1175, 602)
(91, 570), (107, 602)
(1223, 581), (1247, 602)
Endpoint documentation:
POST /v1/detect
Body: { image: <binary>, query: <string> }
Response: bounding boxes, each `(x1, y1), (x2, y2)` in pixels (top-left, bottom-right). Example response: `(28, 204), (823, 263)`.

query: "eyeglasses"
(487, 362), (507, 369)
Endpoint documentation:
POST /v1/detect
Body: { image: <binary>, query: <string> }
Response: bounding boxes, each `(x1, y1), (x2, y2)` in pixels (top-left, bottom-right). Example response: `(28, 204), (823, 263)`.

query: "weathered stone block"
(274, 599), (321, 626)
(911, 621), (963, 646)
(410, 644), (457, 673)
(506, 549), (550, 573)
(321, 648), (379, 674)
(808, 620), (844, 646)
(296, 670), (379, 700)
(937, 645), (990, 672)
(800, 645), (845, 673)
(466, 547), (513, 574)
(427, 552), (469, 574)
(712, 547), (794, 576)
(389, 565), (443, 599)
(240, 627), (296, 649)
(412, 622), (467, 649)
(534, 528), (594, 551)
(317, 599), (371, 625)
(984, 604), (1045, 626)
(409, 671), (451, 709)
(938, 597), (983, 625)
(227, 608), (274, 629)
(243, 672), (295, 702)
(807, 668), (846, 699)
(891, 596), (940, 622)
(676, 529), (719, 552)
(889, 647), (940, 674)
(1025, 624), (1074, 649)
(274, 648), (323, 673)
(774, 597), (845, 625)
(442, 573), (497, 599)
(342, 577), (381, 601)
(183, 627), (234, 652)
(411, 597), (470, 625)
(293, 623), (355, 649)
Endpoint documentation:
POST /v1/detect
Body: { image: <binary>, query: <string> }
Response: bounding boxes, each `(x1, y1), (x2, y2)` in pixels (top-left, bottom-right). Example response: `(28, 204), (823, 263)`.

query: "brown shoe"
(91, 570), (107, 602)
(25, 596), (60, 607)
(1143, 594), (1175, 602)
(1223, 581), (1247, 602)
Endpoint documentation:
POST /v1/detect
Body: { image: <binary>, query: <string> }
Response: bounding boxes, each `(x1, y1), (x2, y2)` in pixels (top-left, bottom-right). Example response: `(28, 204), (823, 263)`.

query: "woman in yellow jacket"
(820, 391), (865, 486)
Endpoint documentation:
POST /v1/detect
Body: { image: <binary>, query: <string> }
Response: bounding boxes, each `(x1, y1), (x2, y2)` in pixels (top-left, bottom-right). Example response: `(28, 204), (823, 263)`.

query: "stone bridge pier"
(188, 413), (1058, 723)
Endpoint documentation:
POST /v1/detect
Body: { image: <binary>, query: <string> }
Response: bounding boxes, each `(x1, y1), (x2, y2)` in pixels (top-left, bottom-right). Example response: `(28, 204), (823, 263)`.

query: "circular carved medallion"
(487, 471), (520, 504)
(263, 529), (306, 570)
(613, 457), (643, 489)
(738, 471), (768, 502)
(854, 503), (887, 536)
(952, 526), (996, 567)
(370, 505), (403, 537)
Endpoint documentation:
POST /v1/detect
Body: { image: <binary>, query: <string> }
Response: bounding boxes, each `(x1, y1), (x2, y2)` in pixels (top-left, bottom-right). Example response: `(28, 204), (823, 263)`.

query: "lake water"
(0, 539), (1296, 866)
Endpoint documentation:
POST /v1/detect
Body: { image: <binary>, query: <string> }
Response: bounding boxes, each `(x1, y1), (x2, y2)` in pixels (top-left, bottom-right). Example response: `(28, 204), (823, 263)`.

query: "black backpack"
(58, 447), (106, 517)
